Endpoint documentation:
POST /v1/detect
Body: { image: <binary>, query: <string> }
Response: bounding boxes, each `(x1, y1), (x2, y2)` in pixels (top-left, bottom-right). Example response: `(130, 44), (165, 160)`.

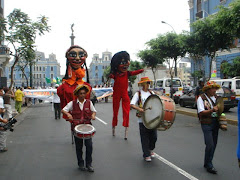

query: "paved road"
(0, 102), (240, 180)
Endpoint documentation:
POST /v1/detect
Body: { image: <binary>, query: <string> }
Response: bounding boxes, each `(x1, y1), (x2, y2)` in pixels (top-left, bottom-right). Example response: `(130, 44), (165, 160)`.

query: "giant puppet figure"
(109, 51), (143, 139)
(57, 45), (91, 119)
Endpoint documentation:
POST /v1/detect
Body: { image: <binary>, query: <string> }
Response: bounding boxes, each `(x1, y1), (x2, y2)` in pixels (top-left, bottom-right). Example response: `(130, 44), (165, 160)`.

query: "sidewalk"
(176, 105), (238, 126)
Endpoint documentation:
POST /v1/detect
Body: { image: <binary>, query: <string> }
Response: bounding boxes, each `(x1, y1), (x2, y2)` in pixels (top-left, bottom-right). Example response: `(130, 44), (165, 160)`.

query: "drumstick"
(144, 106), (152, 111)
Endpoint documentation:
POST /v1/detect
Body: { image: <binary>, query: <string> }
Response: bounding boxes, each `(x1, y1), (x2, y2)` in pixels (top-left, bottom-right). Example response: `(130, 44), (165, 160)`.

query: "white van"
(150, 77), (183, 103)
(213, 77), (240, 100)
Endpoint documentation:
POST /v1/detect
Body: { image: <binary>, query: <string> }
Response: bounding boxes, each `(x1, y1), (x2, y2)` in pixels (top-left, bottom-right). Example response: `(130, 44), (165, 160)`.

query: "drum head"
(75, 124), (95, 134)
(143, 94), (164, 129)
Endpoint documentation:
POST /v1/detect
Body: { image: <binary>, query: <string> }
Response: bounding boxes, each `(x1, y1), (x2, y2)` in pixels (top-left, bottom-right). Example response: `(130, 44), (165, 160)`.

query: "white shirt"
(130, 90), (154, 123)
(197, 93), (216, 113)
(52, 91), (60, 103)
(63, 99), (97, 113)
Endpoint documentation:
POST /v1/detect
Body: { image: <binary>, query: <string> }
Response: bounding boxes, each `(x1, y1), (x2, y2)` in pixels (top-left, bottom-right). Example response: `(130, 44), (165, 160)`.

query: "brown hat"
(202, 81), (220, 92)
(138, 77), (152, 86)
(73, 84), (90, 96)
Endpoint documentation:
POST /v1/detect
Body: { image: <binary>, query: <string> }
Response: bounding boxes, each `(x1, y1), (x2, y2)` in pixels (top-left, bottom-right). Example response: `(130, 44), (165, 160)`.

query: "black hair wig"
(110, 51), (130, 74)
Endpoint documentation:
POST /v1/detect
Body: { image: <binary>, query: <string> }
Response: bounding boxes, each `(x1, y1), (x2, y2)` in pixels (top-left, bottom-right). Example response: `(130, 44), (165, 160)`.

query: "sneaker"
(150, 151), (155, 158)
(145, 156), (152, 162)
(86, 165), (94, 172)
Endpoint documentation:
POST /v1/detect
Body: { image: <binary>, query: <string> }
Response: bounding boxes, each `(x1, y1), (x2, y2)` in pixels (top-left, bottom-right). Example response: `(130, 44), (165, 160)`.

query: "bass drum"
(143, 94), (176, 131)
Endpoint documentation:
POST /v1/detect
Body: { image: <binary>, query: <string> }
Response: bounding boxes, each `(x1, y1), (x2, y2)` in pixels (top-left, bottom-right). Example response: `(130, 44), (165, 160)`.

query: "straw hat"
(138, 77), (152, 86)
(73, 84), (90, 96)
(202, 81), (220, 92)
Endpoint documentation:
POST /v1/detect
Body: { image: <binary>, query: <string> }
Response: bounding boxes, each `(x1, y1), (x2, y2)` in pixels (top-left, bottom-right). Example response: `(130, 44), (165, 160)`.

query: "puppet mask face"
(118, 59), (130, 73)
(67, 48), (87, 69)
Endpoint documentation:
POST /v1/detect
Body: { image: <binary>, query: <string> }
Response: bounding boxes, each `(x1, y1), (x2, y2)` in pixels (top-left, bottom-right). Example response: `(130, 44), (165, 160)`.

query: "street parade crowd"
(0, 45), (239, 175)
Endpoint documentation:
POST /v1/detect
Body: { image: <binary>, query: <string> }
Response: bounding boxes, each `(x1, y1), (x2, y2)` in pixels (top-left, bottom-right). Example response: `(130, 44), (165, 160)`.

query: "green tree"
(191, 14), (235, 80)
(214, 0), (240, 39)
(138, 49), (164, 88)
(0, 9), (50, 88)
(221, 57), (240, 78)
(147, 32), (186, 77)
(128, 61), (145, 84)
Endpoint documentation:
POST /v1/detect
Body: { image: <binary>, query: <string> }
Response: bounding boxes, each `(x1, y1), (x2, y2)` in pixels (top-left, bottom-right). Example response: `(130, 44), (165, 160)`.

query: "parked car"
(178, 87), (236, 111)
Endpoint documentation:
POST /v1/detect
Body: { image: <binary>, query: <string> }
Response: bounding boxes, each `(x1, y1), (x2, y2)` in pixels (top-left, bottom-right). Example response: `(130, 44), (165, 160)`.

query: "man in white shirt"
(197, 81), (220, 174)
(130, 77), (157, 162)
(62, 84), (96, 172)
(53, 84), (61, 119)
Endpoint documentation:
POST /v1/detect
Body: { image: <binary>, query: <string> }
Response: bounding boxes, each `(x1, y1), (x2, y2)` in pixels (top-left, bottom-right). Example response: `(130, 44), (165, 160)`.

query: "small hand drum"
(143, 95), (176, 131)
(74, 124), (96, 139)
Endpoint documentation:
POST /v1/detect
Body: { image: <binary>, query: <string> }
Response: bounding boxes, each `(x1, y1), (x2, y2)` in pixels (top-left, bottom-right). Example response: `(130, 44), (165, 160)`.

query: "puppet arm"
(128, 69), (144, 76)
(109, 73), (115, 79)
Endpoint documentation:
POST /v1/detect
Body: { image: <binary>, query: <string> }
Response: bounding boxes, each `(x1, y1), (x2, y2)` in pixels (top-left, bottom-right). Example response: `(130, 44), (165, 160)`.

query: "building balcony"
(196, 11), (203, 19)
(0, 45), (11, 66)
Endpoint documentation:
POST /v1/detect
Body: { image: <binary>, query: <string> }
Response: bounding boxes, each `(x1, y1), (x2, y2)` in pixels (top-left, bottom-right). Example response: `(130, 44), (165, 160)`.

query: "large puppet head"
(63, 45), (89, 83)
(110, 51), (130, 74)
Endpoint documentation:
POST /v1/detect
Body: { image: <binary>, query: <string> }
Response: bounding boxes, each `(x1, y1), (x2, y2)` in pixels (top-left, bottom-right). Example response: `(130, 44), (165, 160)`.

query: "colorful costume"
(57, 45), (91, 119)
(109, 51), (143, 139)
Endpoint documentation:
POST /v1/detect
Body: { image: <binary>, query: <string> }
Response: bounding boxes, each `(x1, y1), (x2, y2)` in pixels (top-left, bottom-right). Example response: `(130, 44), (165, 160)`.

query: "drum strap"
(138, 90), (153, 108)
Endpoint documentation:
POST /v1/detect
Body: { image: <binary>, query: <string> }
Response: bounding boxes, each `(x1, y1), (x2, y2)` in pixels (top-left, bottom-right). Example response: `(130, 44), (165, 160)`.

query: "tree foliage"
(147, 32), (186, 77)
(128, 61), (145, 84)
(221, 57), (240, 78)
(138, 49), (163, 87)
(0, 9), (50, 88)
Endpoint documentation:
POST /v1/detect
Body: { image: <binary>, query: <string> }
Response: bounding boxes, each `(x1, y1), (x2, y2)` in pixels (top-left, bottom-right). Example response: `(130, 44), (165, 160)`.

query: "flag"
(56, 77), (61, 84)
(52, 78), (57, 83)
(45, 77), (51, 83)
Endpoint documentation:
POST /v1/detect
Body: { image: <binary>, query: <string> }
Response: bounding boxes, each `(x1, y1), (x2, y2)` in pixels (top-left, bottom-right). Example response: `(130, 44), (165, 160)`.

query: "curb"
(176, 109), (238, 126)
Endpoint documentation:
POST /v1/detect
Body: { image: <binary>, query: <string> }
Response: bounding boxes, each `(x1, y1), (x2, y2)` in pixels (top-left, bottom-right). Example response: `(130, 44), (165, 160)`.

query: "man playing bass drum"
(130, 77), (157, 162)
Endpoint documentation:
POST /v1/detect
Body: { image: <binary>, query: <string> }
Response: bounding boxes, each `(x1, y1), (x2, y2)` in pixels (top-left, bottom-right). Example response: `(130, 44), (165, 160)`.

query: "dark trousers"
(139, 123), (157, 157)
(201, 119), (219, 168)
(74, 136), (93, 167)
(53, 103), (61, 119)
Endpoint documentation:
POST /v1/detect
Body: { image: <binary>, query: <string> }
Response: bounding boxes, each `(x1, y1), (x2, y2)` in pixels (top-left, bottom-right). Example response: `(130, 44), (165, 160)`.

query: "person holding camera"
(0, 98), (8, 153)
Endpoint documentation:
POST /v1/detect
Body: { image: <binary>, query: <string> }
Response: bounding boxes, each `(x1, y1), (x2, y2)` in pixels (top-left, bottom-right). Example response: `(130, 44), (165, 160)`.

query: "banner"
(23, 87), (113, 101)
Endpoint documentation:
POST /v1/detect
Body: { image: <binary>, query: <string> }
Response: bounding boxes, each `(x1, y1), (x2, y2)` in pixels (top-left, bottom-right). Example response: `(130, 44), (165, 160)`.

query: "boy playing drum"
(62, 84), (96, 172)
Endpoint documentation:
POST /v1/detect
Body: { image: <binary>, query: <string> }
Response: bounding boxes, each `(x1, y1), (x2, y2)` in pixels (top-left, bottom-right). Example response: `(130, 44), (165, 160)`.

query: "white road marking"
(96, 116), (108, 125)
(154, 153), (199, 180)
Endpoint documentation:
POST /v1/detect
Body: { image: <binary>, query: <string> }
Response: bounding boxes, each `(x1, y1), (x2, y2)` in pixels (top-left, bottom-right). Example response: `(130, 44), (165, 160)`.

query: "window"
(51, 67), (53, 71)
(40, 74), (42, 79)
(95, 66), (98, 70)
(156, 81), (163, 88)
(37, 66), (38, 71)
(37, 74), (39, 79)
(165, 79), (182, 87)
(236, 80), (240, 89)
(105, 57), (108, 61)
(51, 74), (53, 79)
(43, 67), (45, 71)
(43, 74), (46, 78)
(40, 67), (42, 71)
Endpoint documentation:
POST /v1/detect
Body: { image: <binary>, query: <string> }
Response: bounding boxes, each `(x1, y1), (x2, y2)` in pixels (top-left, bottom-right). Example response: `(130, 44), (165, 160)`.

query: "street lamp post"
(161, 21), (176, 34)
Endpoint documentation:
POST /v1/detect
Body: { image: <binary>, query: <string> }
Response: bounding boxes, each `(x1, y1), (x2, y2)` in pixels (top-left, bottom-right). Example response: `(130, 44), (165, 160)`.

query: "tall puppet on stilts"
(109, 51), (143, 140)
(237, 99), (240, 168)
(57, 45), (92, 119)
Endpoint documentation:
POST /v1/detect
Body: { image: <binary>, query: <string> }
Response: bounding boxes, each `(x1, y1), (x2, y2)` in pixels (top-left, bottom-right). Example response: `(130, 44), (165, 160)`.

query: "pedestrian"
(130, 77), (157, 162)
(197, 81), (221, 174)
(0, 87), (4, 117)
(90, 89), (97, 106)
(195, 78), (204, 102)
(0, 98), (8, 152)
(3, 87), (14, 119)
(53, 84), (61, 119)
(61, 84), (96, 172)
(15, 87), (24, 113)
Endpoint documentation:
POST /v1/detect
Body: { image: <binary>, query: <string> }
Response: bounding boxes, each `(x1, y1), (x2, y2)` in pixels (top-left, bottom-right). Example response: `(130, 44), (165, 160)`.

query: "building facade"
(89, 50), (112, 86)
(189, 0), (240, 79)
(0, 0), (11, 86)
(5, 51), (61, 88)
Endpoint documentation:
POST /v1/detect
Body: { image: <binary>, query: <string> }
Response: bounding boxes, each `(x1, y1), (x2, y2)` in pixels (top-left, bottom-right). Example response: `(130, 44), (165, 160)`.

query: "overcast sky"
(5, 0), (190, 75)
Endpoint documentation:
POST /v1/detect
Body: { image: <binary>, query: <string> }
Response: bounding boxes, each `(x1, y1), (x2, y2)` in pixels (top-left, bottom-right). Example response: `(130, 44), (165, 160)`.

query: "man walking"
(15, 87), (24, 113)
